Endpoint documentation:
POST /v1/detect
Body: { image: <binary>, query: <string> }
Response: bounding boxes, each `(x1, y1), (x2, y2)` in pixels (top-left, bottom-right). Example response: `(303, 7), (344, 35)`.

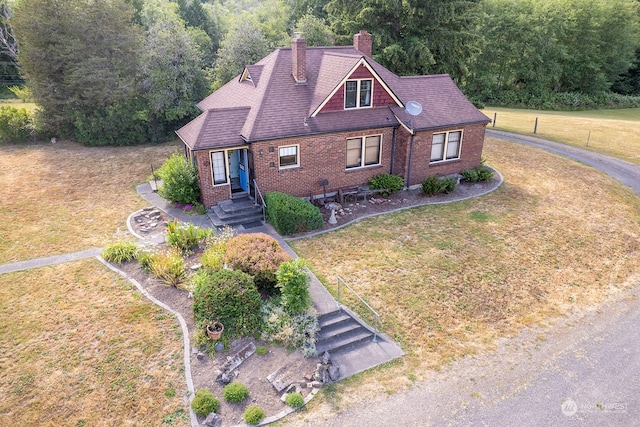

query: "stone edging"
(96, 256), (200, 427)
(97, 254), (322, 427)
(284, 165), (504, 241)
(126, 209), (146, 240)
(230, 387), (320, 427)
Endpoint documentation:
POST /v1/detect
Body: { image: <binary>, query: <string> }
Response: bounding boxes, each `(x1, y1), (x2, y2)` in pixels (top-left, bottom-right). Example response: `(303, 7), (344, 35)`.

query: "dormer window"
(345, 79), (372, 109)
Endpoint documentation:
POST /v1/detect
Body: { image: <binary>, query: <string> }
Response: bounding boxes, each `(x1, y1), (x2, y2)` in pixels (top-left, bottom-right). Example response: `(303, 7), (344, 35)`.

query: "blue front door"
(238, 148), (248, 192)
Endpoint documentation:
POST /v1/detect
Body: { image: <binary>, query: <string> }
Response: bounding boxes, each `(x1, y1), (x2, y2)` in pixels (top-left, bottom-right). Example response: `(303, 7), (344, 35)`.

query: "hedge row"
(264, 192), (322, 236)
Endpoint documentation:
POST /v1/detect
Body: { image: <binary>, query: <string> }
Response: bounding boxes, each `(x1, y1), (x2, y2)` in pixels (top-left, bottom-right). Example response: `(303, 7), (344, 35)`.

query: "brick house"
(176, 31), (490, 209)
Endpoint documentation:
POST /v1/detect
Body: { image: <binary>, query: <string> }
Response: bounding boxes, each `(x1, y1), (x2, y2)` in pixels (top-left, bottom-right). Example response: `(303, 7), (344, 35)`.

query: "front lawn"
(0, 259), (189, 427)
(0, 139), (180, 263)
(290, 137), (640, 383)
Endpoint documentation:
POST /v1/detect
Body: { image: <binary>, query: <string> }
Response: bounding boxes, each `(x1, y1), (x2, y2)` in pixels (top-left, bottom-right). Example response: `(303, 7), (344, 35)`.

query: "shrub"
(166, 220), (212, 253)
(368, 173), (404, 194)
(101, 241), (138, 263)
(191, 388), (219, 416)
(0, 105), (34, 144)
(276, 259), (311, 314)
(264, 192), (323, 236)
(243, 405), (265, 425)
(256, 345), (268, 356)
(157, 152), (200, 205)
(192, 269), (263, 337)
(8, 85), (33, 102)
(462, 165), (494, 183)
(261, 299), (319, 357)
(440, 177), (458, 194)
(200, 247), (225, 271)
(224, 233), (290, 292)
(147, 248), (187, 287)
(285, 392), (304, 408)
(223, 382), (249, 403)
(421, 175), (442, 196)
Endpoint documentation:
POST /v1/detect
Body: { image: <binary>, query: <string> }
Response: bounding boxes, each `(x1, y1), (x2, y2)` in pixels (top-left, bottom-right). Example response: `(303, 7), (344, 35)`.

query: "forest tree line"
(1, 0), (639, 145)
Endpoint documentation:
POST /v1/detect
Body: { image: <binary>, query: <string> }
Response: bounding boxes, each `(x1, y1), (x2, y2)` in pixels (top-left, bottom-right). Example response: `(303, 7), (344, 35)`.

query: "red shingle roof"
(177, 45), (489, 150)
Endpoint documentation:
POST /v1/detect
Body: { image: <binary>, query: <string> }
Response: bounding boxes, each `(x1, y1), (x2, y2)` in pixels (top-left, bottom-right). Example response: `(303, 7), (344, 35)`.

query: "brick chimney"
(291, 32), (307, 84)
(353, 30), (373, 57)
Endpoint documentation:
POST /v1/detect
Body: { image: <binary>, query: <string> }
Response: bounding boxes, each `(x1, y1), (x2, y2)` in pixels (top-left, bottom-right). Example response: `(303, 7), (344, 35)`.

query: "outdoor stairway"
(315, 309), (375, 355)
(207, 197), (264, 227)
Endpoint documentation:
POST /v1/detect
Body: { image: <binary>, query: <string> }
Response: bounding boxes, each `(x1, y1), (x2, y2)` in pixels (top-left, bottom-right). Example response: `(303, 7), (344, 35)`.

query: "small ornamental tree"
(192, 269), (262, 337)
(157, 152), (200, 205)
(224, 233), (290, 292)
(276, 259), (311, 314)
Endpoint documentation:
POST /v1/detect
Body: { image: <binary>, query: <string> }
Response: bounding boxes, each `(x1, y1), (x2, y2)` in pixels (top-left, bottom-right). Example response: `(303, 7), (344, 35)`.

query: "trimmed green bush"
(276, 259), (311, 314)
(462, 165), (494, 183)
(101, 241), (138, 263)
(191, 388), (219, 416)
(264, 192), (323, 236)
(243, 405), (265, 425)
(223, 382), (249, 403)
(440, 177), (458, 194)
(224, 233), (290, 292)
(285, 392), (304, 408)
(421, 176), (442, 196)
(368, 173), (404, 193)
(192, 269), (262, 337)
(157, 152), (200, 205)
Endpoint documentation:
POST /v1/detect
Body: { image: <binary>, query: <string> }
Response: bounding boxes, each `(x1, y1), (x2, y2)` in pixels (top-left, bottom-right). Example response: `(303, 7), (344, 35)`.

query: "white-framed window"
(346, 134), (381, 169)
(431, 130), (463, 162)
(344, 79), (372, 109)
(278, 145), (299, 169)
(211, 151), (227, 185)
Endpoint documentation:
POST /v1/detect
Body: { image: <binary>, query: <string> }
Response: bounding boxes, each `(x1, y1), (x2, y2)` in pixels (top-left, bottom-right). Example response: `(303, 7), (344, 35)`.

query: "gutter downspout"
(390, 127), (397, 175)
(406, 132), (415, 189)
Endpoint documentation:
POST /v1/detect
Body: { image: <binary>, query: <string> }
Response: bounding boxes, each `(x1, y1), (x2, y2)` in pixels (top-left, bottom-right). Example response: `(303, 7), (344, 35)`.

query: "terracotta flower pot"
(206, 322), (224, 340)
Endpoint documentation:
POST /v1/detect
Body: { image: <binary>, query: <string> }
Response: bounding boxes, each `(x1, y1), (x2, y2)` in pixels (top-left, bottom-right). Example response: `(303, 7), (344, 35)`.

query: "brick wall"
(194, 150), (231, 208)
(251, 127), (396, 199)
(407, 123), (487, 186)
(192, 123), (487, 207)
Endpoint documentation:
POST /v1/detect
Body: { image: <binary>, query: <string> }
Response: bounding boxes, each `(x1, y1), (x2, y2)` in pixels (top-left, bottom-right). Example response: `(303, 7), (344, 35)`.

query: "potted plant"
(206, 321), (224, 340)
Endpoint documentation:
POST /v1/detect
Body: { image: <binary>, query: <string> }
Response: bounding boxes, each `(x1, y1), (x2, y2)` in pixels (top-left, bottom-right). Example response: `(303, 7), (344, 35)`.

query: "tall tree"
(212, 15), (270, 88)
(142, 20), (209, 140)
(325, 0), (481, 81)
(11, 0), (143, 136)
(293, 13), (335, 46)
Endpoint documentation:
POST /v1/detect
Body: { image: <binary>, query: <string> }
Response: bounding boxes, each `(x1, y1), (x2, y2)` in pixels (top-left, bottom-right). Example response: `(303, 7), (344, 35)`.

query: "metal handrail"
(337, 275), (379, 343)
(253, 179), (266, 222)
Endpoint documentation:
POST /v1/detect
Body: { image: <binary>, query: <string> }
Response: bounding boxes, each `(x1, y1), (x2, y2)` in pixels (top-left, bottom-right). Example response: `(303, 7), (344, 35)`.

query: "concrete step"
(316, 310), (374, 355)
(208, 206), (264, 227)
(315, 327), (374, 355)
(207, 197), (264, 227)
(217, 198), (259, 215)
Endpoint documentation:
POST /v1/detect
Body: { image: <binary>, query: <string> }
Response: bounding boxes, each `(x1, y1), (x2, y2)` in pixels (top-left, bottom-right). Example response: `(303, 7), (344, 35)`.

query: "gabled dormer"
(310, 57), (403, 117)
(239, 65), (264, 86)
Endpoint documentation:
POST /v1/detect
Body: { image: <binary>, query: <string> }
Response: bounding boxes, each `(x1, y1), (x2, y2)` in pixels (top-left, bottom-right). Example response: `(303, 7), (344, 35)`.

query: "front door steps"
(208, 196), (264, 227)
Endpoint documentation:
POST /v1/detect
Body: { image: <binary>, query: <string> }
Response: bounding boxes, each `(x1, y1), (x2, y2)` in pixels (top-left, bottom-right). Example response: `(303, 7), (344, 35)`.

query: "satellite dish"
(405, 101), (423, 116)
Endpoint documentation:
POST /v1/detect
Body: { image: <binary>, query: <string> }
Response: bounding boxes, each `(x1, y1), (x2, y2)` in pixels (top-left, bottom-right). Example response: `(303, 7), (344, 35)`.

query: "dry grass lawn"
(0, 139), (180, 263)
(0, 259), (189, 427)
(290, 137), (640, 399)
(482, 107), (640, 164)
